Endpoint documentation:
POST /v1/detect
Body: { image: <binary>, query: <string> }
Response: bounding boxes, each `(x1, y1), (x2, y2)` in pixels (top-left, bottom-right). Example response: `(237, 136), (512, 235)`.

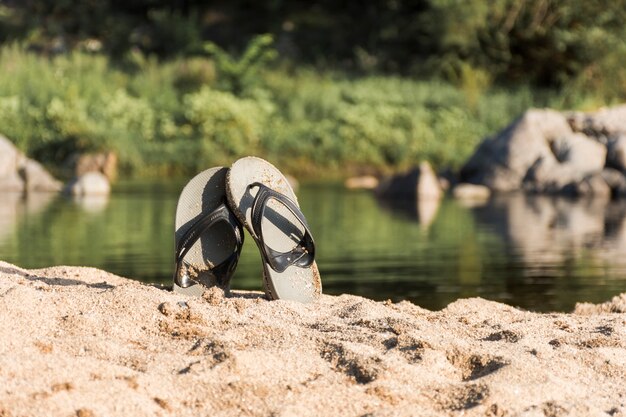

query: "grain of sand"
(1, 261), (625, 417)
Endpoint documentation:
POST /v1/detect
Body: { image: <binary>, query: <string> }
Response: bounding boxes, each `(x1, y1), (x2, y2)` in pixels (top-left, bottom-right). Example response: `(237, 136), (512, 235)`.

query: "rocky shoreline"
(356, 105), (626, 204)
(0, 134), (112, 197)
(461, 105), (626, 197)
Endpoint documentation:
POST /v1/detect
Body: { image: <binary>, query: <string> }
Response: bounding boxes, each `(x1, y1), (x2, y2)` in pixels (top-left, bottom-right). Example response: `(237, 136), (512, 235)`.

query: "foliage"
(184, 87), (272, 160)
(2, 0), (626, 95)
(203, 34), (277, 95)
(0, 44), (612, 179)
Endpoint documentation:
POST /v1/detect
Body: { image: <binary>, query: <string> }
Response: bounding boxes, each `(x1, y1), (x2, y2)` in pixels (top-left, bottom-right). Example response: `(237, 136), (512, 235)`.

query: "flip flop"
(226, 156), (322, 302)
(173, 167), (244, 296)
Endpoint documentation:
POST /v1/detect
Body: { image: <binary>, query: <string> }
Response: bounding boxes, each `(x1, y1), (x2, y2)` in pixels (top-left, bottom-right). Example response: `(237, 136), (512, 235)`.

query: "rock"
(66, 172), (111, 196)
(606, 134), (626, 172)
(0, 173), (25, 192)
(0, 135), (25, 192)
(438, 177), (451, 191)
(523, 157), (574, 193)
(345, 175), (379, 190)
(437, 167), (457, 191)
(461, 109), (571, 192)
(567, 105), (626, 139)
(550, 133), (606, 174)
(376, 162), (442, 199)
(523, 132), (607, 194)
(452, 183), (491, 200)
(19, 159), (63, 192)
(0, 134), (62, 193)
(560, 173), (611, 198)
(460, 106), (626, 197)
(0, 135), (21, 179)
(72, 151), (118, 181)
(601, 168), (626, 197)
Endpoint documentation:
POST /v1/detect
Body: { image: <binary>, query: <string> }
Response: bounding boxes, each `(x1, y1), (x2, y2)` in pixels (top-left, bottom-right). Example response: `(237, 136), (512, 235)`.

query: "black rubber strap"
(249, 182), (315, 273)
(174, 202), (244, 288)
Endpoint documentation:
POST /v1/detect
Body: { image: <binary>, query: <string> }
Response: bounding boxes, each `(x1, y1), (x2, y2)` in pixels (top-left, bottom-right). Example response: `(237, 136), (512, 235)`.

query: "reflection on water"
(0, 192), (56, 243)
(1, 182), (625, 312)
(376, 194), (441, 228)
(475, 194), (617, 268)
(72, 195), (110, 213)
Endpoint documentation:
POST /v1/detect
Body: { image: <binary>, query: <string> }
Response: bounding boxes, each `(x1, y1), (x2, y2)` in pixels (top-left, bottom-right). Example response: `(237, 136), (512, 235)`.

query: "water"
(1, 181), (625, 312)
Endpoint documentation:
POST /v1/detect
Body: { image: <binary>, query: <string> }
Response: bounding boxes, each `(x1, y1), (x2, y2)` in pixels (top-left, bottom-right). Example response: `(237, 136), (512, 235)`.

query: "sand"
(0, 261), (625, 417)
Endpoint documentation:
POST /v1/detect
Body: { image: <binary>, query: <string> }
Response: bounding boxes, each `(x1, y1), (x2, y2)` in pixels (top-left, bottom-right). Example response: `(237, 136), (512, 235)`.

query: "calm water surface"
(1, 181), (625, 312)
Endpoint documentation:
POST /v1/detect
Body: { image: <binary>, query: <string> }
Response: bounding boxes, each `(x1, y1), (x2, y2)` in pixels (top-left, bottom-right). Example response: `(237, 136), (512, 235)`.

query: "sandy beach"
(0, 260), (625, 417)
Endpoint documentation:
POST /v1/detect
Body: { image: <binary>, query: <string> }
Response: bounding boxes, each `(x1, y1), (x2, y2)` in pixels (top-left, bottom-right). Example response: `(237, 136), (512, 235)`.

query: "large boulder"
(567, 105), (626, 139)
(523, 133), (607, 194)
(550, 133), (606, 174)
(461, 105), (626, 198)
(461, 109), (572, 192)
(0, 134), (62, 192)
(376, 161), (442, 200)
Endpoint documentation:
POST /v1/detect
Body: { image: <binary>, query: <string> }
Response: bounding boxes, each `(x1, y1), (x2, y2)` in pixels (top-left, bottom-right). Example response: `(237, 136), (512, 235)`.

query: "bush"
(0, 44), (609, 179)
(184, 87), (272, 161)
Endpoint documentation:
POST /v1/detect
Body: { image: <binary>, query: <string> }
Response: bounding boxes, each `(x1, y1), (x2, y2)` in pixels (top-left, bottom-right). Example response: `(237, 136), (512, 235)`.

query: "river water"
(1, 181), (625, 312)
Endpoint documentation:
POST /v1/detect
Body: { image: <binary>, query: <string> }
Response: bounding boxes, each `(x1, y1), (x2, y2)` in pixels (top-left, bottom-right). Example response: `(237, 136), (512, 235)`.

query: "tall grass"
(0, 45), (602, 178)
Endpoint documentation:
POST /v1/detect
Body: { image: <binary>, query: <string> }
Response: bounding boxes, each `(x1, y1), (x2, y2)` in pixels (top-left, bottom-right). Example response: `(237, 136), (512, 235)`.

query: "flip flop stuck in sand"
(226, 156), (322, 302)
(173, 167), (244, 296)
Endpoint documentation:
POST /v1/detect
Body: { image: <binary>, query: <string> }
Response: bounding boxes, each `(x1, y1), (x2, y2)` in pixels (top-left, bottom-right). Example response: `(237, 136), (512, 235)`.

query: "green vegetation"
(1, 1), (625, 178)
(0, 41), (608, 178)
(3, 1), (626, 90)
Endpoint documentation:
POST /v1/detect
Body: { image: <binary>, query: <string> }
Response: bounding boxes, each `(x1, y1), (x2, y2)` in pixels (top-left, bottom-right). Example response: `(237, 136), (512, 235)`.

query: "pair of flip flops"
(172, 157), (322, 303)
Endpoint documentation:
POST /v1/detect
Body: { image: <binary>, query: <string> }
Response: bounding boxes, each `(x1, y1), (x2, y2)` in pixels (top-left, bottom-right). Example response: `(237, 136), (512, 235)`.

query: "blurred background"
(1, 0), (626, 311)
(1, 0), (625, 176)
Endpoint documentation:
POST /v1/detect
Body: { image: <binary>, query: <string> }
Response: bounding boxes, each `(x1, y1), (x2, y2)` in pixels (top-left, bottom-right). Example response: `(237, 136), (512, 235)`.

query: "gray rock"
(461, 109), (571, 191)
(606, 134), (626, 172)
(0, 173), (24, 192)
(601, 168), (626, 197)
(66, 172), (111, 196)
(525, 132), (608, 194)
(567, 105), (626, 138)
(19, 160), (63, 192)
(461, 106), (626, 197)
(0, 135), (20, 179)
(524, 155), (611, 198)
(452, 183), (491, 200)
(376, 161), (442, 199)
(549, 133), (606, 175)
(0, 134), (62, 192)
(523, 157), (576, 194)
(561, 173), (611, 198)
(345, 175), (379, 190)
